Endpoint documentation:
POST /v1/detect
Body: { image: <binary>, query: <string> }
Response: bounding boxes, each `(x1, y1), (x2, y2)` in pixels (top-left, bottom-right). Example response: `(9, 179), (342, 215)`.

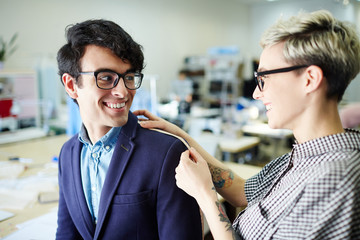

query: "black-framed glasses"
(254, 65), (308, 91)
(80, 70), (143, 90)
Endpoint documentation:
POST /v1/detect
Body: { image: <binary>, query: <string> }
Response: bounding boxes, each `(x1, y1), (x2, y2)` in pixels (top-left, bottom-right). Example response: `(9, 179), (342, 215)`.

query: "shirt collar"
(292, 128), (360, 167)
(78, 124), (121, 149)
(78, 124), (90, 145)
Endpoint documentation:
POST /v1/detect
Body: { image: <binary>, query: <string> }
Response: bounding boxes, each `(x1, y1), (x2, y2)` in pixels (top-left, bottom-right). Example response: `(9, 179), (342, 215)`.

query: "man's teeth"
(266, 105), (272, 110)
(107, 103), (125, 109)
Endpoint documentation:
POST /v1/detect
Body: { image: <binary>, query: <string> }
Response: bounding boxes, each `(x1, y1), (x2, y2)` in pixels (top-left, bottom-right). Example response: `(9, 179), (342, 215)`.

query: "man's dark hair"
(57, 19), (145, 84)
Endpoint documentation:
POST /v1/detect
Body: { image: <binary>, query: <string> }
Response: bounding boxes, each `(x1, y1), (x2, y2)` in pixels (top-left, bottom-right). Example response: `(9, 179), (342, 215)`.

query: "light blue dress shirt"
(78, 125), (121, 223)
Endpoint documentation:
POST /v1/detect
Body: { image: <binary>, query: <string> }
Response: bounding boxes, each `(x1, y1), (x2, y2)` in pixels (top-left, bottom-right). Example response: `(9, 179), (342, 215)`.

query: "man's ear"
(62, 73), (78, 99)
(304, 65), (324, 94)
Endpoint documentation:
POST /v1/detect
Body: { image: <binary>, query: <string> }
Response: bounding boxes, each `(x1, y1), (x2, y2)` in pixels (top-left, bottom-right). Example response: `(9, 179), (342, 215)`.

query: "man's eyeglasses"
(254, 65), (308, 91)
(80, 70), (143, 90)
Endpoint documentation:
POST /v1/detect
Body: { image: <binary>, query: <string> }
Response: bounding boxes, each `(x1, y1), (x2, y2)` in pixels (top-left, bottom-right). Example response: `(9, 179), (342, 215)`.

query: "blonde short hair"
(260, 10), (360, 101)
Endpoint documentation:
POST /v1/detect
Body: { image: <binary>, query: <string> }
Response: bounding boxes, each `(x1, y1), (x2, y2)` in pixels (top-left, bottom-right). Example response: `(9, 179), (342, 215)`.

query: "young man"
(55, 19), (202, 240)
(135, 10), (360, 239)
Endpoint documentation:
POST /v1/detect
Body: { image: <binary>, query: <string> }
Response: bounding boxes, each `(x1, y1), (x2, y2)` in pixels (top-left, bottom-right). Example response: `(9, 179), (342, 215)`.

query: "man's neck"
(85, 125), (112, 145)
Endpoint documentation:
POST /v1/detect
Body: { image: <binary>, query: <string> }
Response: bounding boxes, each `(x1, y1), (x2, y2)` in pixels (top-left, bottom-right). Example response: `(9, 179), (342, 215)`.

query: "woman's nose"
(252, 85), (262, 100)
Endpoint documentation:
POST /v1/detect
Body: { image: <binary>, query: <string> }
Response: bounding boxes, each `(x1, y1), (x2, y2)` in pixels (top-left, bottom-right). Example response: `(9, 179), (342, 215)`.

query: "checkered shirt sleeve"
(233, 130), (360, 239)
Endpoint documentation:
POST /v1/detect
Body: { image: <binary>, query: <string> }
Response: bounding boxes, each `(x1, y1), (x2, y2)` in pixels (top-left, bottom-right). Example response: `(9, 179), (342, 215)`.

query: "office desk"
(193, 132), (260, 161)
(0, 134), (69, 238)
(219, 136), (260, 162)
(223, 161), (262, 179)
(242, 122), (293, 158)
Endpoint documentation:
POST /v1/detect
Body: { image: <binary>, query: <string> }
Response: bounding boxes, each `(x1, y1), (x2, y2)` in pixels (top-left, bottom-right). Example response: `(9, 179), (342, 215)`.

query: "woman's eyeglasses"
(254, 65), (308, 91)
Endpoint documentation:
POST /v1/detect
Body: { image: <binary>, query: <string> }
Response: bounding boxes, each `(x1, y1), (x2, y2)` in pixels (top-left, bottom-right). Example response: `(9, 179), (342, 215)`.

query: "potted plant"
(0, 33), (18, 70)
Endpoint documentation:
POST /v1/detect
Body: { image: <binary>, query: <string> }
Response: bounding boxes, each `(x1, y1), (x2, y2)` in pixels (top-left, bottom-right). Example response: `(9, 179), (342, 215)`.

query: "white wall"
(0, 0), (250, 100)
(1, 0), (360, 102)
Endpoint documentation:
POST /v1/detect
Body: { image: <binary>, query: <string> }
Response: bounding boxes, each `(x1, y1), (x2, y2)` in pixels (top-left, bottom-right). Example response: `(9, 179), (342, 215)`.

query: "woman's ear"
(304, 65), (324, 94)
(62, 73), (78, 99)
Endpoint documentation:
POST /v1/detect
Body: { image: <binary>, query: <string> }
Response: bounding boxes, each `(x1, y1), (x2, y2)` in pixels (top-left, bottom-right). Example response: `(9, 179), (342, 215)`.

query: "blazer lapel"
(93, 138), (134, 239)
(70, 140), (96, 238)
(93, 113), (137, 239)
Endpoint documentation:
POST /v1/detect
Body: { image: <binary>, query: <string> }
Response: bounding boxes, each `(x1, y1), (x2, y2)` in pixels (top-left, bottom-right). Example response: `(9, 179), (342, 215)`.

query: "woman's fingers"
(175, 148), (214, 200)
(133, 109), (159, 120)
(134, 109), (166, 129)
(188, 147), (204, 164)
(175, 158), (197, 196)
(134, 109), (182, 136)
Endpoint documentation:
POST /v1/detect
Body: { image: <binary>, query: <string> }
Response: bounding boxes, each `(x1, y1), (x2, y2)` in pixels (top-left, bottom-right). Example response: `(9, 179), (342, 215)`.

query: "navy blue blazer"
(56, 112), (202, 240)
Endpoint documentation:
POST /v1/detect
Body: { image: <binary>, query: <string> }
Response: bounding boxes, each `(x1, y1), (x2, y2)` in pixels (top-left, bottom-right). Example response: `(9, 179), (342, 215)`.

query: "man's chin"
(112, 116), (129, 127)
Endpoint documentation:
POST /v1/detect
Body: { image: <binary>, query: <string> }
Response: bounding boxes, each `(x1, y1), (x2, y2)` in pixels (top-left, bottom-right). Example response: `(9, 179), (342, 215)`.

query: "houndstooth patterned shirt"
(233, 129), (360, 239)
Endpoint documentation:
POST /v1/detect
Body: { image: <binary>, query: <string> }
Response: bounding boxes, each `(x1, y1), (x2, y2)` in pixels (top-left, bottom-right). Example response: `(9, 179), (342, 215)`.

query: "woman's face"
(253, 42), (307, 130)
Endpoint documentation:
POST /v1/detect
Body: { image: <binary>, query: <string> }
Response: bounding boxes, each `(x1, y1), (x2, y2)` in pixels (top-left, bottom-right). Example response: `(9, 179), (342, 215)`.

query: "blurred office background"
(1, 0), (360, 238)
(1, 0), (359, 138)
(0, 0), (359, 154)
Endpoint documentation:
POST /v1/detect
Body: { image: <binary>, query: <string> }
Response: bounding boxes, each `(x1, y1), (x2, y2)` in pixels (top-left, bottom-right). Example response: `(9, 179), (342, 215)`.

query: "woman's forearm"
(198, 186), (240, 240)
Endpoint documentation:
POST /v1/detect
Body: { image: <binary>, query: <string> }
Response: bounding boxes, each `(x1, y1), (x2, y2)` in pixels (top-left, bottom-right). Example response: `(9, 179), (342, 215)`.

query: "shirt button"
(92, 186), (96, 191)
(92, 153), (97, 158)
(105, 146), (110, 150)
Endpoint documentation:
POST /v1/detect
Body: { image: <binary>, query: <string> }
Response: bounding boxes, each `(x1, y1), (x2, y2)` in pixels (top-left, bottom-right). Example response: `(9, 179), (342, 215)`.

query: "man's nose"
(111, 78), (128, 97)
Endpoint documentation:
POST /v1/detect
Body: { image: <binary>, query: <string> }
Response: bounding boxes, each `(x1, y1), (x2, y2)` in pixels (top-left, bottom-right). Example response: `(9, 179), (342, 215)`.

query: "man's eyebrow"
(94, 68), (135, 74)
(126, 68), (137, 73)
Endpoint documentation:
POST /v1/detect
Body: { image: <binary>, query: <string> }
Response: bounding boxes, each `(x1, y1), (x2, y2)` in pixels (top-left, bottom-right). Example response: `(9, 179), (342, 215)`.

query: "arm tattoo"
(213, 195), (239, 240)
(208, 163), (234, 189)
(215, 201), (232, 230)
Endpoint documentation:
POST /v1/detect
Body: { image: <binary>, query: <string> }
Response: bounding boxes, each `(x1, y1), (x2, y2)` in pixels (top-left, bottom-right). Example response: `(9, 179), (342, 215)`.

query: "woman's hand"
(133, 109), (183, 136)
(175, 147), (215, 202)
(177, 148), (238, 240)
